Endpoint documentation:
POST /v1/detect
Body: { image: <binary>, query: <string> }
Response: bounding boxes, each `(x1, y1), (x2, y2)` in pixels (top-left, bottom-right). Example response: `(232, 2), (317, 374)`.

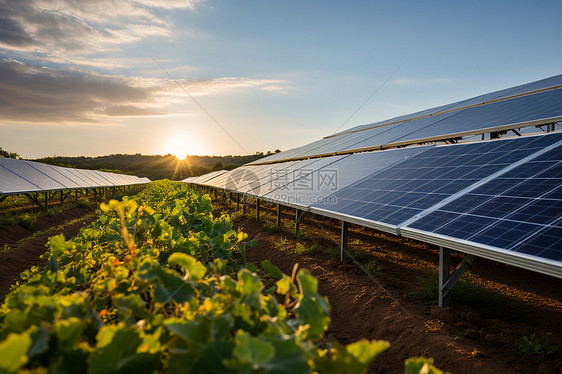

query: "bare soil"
(0, 207), (97, 301)
(226, 203), (562, 374)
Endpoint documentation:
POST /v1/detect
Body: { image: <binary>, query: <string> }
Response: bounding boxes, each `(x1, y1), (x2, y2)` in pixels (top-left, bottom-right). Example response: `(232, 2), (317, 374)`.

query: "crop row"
(0, 180), (444, 373)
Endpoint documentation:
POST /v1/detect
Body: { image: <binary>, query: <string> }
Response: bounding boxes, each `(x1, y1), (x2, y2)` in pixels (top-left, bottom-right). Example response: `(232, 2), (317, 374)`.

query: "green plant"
(76, 197), (94, 209)
(363, 262), (383, 275)
(345, 247), (371, 263)
(322, 245), (340, 258)
(516, 333), (560, 355)
(0, 181), (396, 374)
(293, 242), (320, 255)
(408, 271), (523, 319)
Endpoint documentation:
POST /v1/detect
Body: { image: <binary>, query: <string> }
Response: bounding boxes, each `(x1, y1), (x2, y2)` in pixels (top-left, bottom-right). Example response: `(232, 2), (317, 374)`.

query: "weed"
(0, 244), (10, 254)
(263, 220), (279, 233)
(16, 213), (35, 229)
(292, 242), (320, 255)
(76, 198), (93, 209)
(408, 271), (524, 320)
(516, 333), (560, 355)
(322, 245), (340, 258)
(363, 262), (383, 275)
(345, 247), (371, 263)
(275, 237), (291, 250)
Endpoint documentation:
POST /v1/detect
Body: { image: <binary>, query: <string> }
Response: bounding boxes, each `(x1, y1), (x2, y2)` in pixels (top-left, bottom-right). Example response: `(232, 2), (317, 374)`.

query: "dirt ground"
(1, 201), (561, 374)
(0, 207), (97, 301)
(226, 203), (562, 374)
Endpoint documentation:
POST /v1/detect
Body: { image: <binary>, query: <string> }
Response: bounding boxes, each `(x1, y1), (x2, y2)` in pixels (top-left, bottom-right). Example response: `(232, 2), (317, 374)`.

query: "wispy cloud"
(0, 59), (289, 125)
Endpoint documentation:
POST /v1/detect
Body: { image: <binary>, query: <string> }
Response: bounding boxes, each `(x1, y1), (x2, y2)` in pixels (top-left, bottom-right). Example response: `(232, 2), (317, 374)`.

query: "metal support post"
(277, 204), (282, 228)
(236, 193), (240, 209)
(295, 209), (308, 237)
(438, 247), (451, 307)
(243, 195), (247, 215)
(438, 247), (476, 307)
(340, 221), (348, 262)
(256, 199), (260, 221)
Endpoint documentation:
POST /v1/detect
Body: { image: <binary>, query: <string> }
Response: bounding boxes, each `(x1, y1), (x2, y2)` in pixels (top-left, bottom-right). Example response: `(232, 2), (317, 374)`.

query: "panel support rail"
(439, 247), (476, 307)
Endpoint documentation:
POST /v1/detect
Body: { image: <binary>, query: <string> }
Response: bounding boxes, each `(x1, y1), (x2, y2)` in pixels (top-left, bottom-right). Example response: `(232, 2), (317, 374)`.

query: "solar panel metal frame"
(251, 80), (562, 165)
(397, 135), (562, 278)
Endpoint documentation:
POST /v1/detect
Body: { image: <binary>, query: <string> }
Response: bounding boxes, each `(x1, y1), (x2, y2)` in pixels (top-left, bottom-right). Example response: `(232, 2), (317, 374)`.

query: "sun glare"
(162, 135), (205, 159)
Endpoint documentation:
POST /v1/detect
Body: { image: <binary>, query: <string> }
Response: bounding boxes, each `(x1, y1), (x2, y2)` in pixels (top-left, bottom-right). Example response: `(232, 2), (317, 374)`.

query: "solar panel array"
(0, 157), (150, 195)
(250, 74), (562, 165)
(185, 75), (562, 278)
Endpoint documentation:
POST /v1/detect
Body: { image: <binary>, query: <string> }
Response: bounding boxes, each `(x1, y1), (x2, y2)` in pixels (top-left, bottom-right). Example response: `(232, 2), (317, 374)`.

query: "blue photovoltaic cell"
(406, 135), (562, 260)
(312, 133), (562, 229)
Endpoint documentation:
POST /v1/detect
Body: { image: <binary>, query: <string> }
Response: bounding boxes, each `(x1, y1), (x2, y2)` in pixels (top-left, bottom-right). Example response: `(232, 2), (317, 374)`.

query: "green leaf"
(404, 357), (447, 374)
(47, 234), (72, 257)
(346, 339), (389, 365)
(233, 330), (274, 365)
(294, 270), (331, 339)
(261, 260), (283, 280)
(262, 337), (311, 374)
(168, 253), (207, 280)
(0, 332), (31, 374)
(137, 267), (195, 304)
(55, 318), (83, 349)
(165, 317), (211, 347)
(315, 339), (389, 374)
(275, 275), (295, 296)
(27, 326), (50, 357)
(87, 325), (159, 374)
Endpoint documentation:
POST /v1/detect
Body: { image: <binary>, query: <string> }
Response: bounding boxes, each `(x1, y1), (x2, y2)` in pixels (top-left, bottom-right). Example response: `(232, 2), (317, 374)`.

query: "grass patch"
(515, 332), (560, 356)
(363, 262), (383, 275)
(322, 245), (340, 258)
(409, 271), (525, 320)
(292, 242), (320, 255)
(16, 212), (98, 245)
(345, 247), (372, 263)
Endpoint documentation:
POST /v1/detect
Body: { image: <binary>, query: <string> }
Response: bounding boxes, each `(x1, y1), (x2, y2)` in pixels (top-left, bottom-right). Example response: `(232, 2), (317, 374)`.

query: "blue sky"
(0, 0), (560, 158)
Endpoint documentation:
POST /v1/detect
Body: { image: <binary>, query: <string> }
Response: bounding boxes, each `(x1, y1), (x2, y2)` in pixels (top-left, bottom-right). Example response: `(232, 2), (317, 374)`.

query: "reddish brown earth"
(226, 203), (562, 374)
(0, 207), (97, 301)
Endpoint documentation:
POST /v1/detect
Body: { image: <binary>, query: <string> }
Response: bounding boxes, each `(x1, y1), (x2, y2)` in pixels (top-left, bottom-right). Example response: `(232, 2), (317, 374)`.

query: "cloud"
(0, 59), (289, 125)
(0, 0), (200, 59)
(100, 105), (165, 116)
(0, 59), (153, 124)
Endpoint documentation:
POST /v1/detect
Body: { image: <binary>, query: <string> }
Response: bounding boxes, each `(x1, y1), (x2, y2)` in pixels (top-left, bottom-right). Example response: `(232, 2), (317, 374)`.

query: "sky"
(0, 0), (561, 159)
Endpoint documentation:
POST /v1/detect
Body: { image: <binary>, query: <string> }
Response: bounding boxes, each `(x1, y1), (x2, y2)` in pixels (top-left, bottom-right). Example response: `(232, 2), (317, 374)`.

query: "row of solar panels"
(252, 74), (562, 165)
(184, 132), (562, 278)
(0, 157), (150, 195)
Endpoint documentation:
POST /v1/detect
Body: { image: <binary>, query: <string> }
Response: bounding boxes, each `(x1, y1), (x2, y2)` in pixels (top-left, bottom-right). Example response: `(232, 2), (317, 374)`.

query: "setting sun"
(162, 134), (206, 159)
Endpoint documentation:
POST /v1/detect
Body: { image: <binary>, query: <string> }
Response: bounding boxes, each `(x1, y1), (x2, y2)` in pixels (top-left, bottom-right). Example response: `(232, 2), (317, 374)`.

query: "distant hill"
(33, 152), (275, 181)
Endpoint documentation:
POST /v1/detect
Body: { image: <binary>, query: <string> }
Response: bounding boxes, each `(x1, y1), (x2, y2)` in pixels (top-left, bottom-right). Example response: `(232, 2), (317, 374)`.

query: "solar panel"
(310, 133), (562, 233)
(333, 74), (562, 137)
(262, 146), (431, 208)
(0, 158), (67, 191)
(0, 165), (41, 194)
(250, 75), (562, 164)
(227, 159), (328, 196)
(245, 156), (349, 200)
(401, 136), (562, 273)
